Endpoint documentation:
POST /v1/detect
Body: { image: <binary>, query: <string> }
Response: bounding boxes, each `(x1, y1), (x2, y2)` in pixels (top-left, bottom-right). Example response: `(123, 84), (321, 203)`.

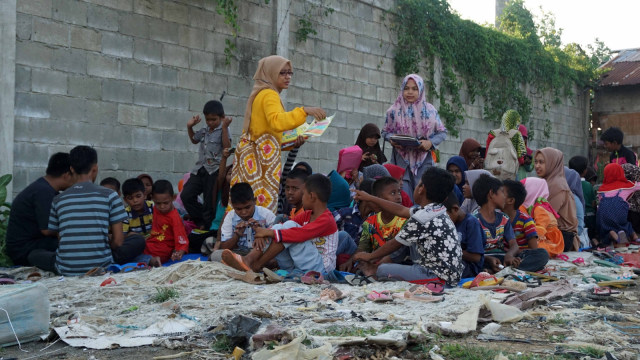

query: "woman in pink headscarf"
(382, 74), (447, 198)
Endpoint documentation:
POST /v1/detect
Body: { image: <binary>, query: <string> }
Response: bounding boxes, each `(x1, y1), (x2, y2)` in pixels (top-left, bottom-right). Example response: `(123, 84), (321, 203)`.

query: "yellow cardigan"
(249, 89), (307, 143)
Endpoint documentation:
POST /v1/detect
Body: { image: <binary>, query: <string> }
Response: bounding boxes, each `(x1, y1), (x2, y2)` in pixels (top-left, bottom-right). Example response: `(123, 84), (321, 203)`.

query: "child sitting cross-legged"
(143, 180), (189, 266)
(221, 174), (339, 274)
(502, 179), (549, 270)
(443, 191), (485, 278)
(352, 167), (464, 285)
(340, 177), (407, 272)
(472, 175), (547, 274)
(219, 182), (276, 254)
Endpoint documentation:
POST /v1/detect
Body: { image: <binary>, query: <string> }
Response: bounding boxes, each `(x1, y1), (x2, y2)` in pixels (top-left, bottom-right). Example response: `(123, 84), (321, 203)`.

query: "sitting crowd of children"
(7, 97), (640, 288)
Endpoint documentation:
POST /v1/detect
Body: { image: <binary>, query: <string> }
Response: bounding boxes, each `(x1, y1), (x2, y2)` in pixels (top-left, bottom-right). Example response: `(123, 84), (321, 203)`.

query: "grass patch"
(211, 334), (233, 353)
(548, 314), (569, 326)
(436, 344), (570, 360)
(152, 287), (179, 303)
(309, 325), (395, 337)
(574, 346), (605, 358)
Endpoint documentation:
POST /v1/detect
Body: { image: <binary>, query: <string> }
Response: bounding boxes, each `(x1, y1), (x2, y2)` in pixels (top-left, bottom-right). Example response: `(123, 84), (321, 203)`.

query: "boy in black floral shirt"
(353, 167), (465, 285)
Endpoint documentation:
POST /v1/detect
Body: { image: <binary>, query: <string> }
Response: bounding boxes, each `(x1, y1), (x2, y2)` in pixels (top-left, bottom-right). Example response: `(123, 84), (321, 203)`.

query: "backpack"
(484, 129), (519, 180)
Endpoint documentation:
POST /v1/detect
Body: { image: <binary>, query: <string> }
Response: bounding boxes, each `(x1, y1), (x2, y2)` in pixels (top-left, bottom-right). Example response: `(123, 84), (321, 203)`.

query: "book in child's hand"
(389, 134), (421, 147)
(281, 114), (335, 150)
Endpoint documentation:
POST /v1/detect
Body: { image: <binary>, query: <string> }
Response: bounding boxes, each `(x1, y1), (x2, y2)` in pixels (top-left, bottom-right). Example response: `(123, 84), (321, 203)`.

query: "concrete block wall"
(11, 0), (588, 196)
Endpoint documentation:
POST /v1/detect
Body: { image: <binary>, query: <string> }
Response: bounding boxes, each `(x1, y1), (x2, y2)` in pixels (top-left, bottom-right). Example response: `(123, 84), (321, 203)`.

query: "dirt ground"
(2, 255), (640, 360)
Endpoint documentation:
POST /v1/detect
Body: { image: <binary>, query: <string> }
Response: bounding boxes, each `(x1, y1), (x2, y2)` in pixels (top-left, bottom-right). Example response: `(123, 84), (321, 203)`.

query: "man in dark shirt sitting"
(6, 153), (74, 265)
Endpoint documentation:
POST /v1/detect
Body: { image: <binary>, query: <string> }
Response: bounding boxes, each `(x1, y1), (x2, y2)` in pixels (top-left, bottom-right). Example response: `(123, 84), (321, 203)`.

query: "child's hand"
(294, 135), (306, 148)
(484, 256), (502, 273)
(234, 221), (248, 237)
(222, 116), (232, 127)
(352, 252), (372, 263)
(171, 250), (185, 261)
(222, 148), (232, 158)
(504, 255), (521, 268)
(353, 190), (374, 203)
(187, 115), (201, 128)
(253, 237), (268, 252)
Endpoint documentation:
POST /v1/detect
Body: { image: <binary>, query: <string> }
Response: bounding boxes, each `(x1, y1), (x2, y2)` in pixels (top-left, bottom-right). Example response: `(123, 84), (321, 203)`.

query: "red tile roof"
(599, 49), (640, 87)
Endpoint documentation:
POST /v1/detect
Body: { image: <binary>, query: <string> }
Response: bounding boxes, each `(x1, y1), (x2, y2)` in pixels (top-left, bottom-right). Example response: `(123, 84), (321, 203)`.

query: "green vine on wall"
(215, 0), (271, 64)
(295, 3), (334, 43)
(391, 0), (609, 138)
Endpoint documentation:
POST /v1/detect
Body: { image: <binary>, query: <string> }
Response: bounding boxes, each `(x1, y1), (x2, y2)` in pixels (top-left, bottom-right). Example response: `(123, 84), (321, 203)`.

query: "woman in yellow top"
(230, 55), (325, 213)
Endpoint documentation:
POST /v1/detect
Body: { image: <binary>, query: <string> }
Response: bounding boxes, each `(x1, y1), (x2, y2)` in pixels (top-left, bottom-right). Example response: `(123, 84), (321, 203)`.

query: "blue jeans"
(336, 231), (358, 255)
(271, 221), (325, 273)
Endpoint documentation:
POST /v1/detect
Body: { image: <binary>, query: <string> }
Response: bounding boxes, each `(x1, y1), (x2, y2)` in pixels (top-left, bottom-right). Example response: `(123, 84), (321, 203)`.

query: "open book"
(389, 134), (421, 148)
(281, 114), (335, 150)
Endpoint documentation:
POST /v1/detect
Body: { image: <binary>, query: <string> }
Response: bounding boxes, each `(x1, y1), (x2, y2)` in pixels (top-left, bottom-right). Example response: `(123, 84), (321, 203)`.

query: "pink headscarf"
(383, 74), (446, 175)
(521, 177), (560, 218)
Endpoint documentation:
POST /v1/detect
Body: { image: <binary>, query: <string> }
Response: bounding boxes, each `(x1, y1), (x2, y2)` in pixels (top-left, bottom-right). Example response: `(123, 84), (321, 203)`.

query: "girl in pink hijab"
(382, 74), (447, 199)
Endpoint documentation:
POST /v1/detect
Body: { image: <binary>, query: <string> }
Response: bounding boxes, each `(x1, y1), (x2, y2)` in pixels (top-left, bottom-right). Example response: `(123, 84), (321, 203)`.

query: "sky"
(448, 0), (639, 52)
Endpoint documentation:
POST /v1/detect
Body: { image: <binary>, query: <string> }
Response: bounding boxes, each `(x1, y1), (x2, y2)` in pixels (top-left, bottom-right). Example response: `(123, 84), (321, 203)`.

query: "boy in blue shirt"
(181, 100), (232, 229)
(443, 191), (484, 278)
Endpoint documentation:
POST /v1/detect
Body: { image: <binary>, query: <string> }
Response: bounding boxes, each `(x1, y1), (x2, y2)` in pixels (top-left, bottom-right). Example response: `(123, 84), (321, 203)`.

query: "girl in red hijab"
(596, 163), (640, 245)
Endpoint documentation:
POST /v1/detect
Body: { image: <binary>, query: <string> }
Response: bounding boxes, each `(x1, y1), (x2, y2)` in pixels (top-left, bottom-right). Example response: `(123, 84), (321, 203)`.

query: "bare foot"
(149, 256), (162, 267)
(358, 261), (378, 277)
(609, 230), (619, 243)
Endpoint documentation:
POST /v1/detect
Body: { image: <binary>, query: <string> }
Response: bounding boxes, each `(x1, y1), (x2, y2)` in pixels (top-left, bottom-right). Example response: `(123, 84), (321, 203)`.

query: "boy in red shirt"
(144, 180), (189, 266)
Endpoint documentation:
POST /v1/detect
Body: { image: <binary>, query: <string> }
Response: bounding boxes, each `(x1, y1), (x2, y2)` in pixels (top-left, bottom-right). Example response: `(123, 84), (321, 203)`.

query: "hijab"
(459, 138), (483, 168)
(521, 177), (560, 218)
(294, 162), (313, 176)
(383, 74), (446, 175)
(564, 166), (585, 209)
(465, 169), (492, 189)
(599, 163), (635, 192)
(242, 55), (290, 134)
(536, 147), (577, 233)
(362, 164), (390, 181)
(327, 170), (352, 211)
(383, 163), (405, 181)
(355, 123), (387, 169)
(446, 156), (468, 205)
(622, 163), (640, 212)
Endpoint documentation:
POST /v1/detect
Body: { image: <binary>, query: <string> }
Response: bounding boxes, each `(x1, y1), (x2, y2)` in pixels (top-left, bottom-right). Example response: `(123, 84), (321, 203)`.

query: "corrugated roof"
(599, 48), (640, 87)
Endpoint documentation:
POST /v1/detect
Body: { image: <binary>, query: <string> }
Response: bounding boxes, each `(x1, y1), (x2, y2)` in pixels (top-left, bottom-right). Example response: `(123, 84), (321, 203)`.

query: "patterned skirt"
(229, 132), (282, 213)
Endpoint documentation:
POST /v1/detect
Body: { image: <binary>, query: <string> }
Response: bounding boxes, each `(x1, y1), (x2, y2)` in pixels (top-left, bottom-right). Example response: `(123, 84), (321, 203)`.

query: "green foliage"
(215, 0), (271, 64)
(152, 287), (179, 303)
(309, 325), (395, 337)
(211, 334), (233, 353)
(391, 0), (610, 138)
(295, 3), (334, 43)
(0, 174), (13, 267)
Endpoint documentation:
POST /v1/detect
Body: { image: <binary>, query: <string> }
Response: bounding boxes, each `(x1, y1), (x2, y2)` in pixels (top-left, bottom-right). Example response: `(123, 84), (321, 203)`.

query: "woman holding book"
(382, 74), (447, 198)
(230, 55), (325, 213)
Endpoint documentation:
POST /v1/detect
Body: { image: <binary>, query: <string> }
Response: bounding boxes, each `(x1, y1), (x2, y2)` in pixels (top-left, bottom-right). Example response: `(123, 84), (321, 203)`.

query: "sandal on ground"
(225, 270), (266, 285)
(319, 285), (345, 301)
(591, 286), (621, 296)
(462, 272), (501, 289)
(411, 283), (444, 296)
(26, 272), (42, 282)
(572, 257), (585, 266)
(366, 290), (393, 302)
(556, 254), (570, 262)
(0, 277), (16, 285)
(301, 271), (329, 285)
(83, 267), (106, 277)
(121, 262), (150, 273)
(262, 268), (283, 283)
(395, 287), (444, 303)
(100, 277), (117, 287)
(221, 249), (250, 272)
(344, 272), (375, 286)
